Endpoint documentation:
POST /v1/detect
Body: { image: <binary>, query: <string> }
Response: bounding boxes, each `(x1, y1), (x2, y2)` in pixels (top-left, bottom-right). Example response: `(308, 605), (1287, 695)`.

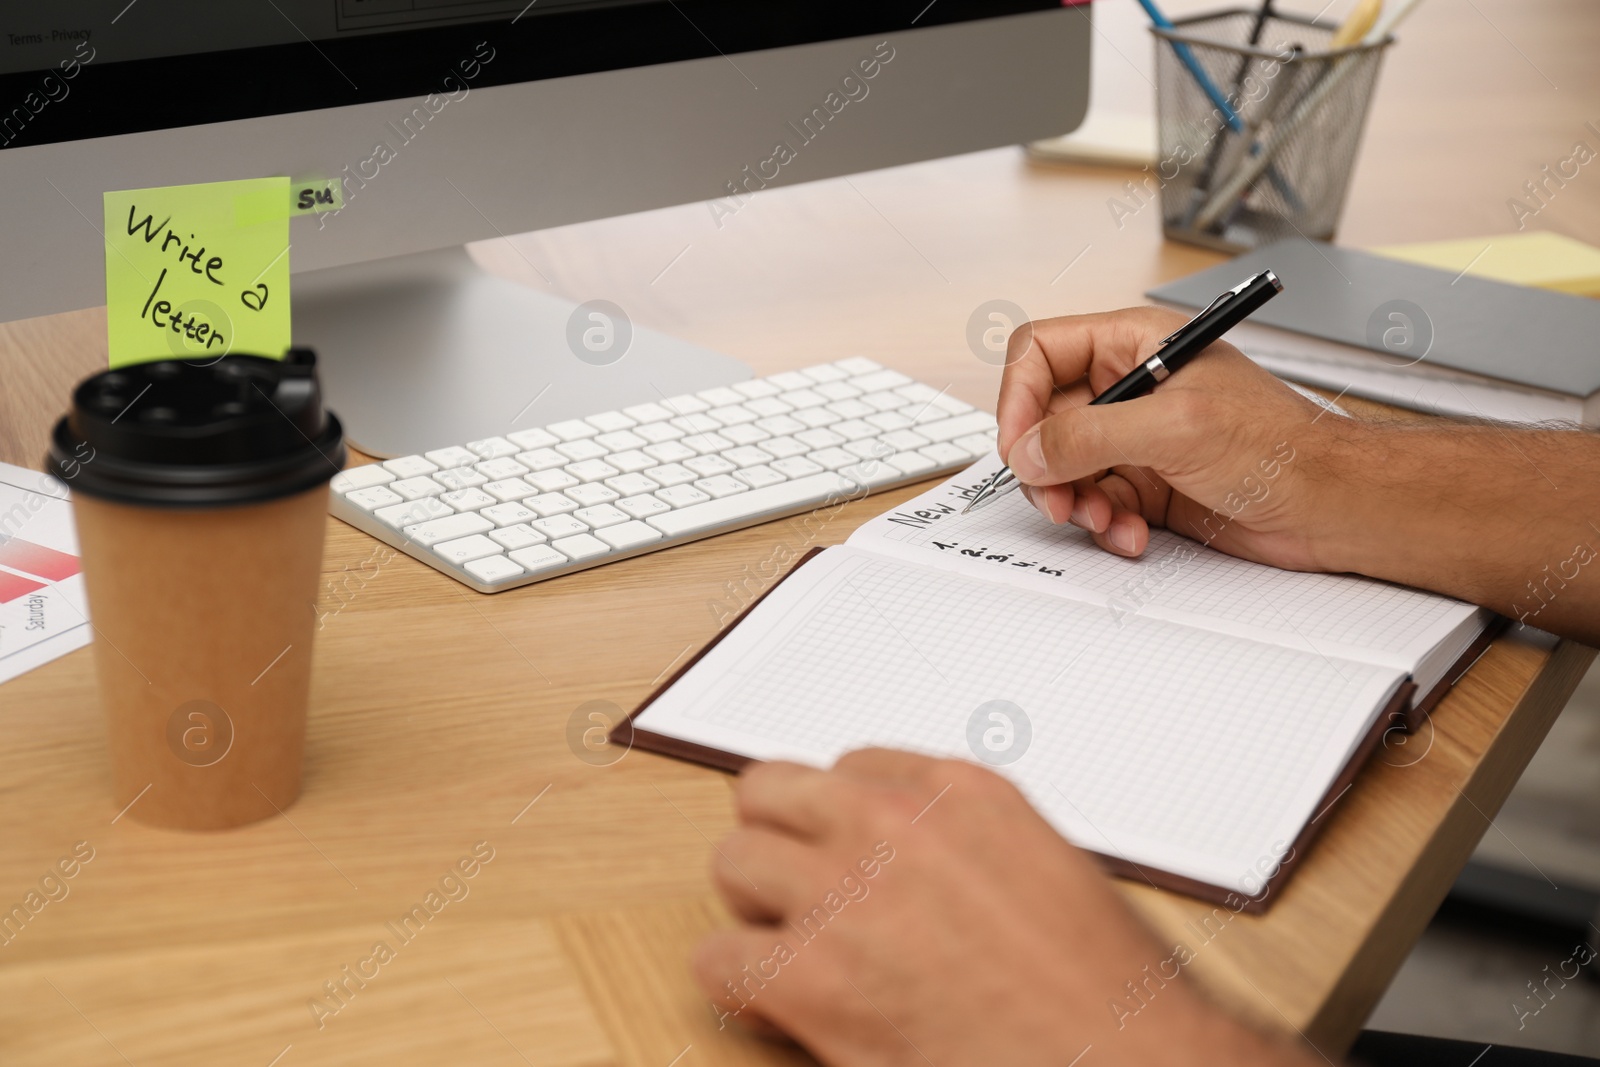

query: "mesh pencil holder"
(1152, 9), (1392, 253)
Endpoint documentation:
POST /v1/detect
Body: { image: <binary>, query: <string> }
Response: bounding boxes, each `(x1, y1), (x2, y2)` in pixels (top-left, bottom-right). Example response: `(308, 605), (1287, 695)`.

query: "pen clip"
(1155, 274), (1259, 348)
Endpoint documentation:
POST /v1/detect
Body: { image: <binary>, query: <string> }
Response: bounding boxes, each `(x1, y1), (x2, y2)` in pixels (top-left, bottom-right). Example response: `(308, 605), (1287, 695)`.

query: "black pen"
(961, 268), (1283, 515)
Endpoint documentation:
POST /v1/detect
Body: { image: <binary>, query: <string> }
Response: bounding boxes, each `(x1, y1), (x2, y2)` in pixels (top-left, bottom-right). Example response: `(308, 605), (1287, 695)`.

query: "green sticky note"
(288, 177), (343, 216)
(103, 177), (291, 368)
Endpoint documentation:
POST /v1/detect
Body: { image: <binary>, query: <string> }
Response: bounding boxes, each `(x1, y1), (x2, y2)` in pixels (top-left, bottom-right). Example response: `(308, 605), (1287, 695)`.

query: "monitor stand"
(295, 246), (751, 459)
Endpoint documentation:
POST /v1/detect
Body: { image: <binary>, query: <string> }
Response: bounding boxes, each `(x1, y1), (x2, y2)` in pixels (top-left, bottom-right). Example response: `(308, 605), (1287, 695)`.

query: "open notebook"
(622, 456), (1493, 909)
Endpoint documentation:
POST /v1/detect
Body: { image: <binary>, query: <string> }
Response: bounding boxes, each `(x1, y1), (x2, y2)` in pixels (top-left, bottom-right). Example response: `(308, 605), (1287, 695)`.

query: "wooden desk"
(3, 2), (1596, 1062)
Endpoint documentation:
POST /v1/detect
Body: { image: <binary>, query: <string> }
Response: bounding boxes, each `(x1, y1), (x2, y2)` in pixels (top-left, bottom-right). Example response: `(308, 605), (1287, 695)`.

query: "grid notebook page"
(846, 456), (1482, 673)
(632, 547), (1405, 895)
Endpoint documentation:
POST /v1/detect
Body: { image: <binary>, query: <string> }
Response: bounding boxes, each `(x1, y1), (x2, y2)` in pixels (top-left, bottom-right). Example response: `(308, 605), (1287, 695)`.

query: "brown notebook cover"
(614, 547), (1500, 914)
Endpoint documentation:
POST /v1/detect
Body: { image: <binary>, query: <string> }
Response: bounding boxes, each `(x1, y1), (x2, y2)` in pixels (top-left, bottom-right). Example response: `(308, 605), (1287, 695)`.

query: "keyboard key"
(735, 464), (787, 489)
(644, 463), (697, 488)
(556, 439), (608, 462)
(852, 369), (912, 392)
(681, 432), (733, 455)
(526, 492), (579, 517)
(807, 447), (857, 471)
(794, 407), (841, 428)
(836, 356), (882, 375)
(617, 494), (671, 520)
(887, 450), (939, 478)
(880, 429), (931, 451)
(596, 429), (647, 452)
(656, 484), (711, 508)
(780, 388), (827, 409)
(919, 411), (999, 443)
(466, 436), (519, 459)
(566, 459), (620, 482)
(585, 410), (636, 433)
(332, 465), (395, 493)
(709, 404), (757, 425)
(507, 427), (561, 450)
(375, 497), (452, 528)
(606, 449), (656, 474)
(846, 439), (893, 461)
(565, 482), (619, 507)
(441, 487), (497, 511)
(802, 363), (849, 384)
(527, 468), (580, 493)
(696, 386), (746, 407)
(391, 476), (447, 500)
(643, 440), (695, 463)
(695, 475), (747, 499)
(828, 398), (875, 419)
(722, 446), (775, 468)
(516, 448), (569, 472)
(465, 554), (525, 584)
(954, 432), (997, 457)
(756, 414), (807, 436)
(672, 413), (723, 435)
(795, 428), (845, 449)
(636, 421), (685, 444)
(483, 478), (537, 502)
(574, 503), (629, 529)
(482, 501), (538, 526)
(732, 379), (781, 399)
(894, 382), (942, 404)
(622, 401), (674, 424)
(538, 420), (589, 442)
(745, 396), (793, 418)
(346, 485), (403, 511)
(509, 544), (569, 574)
(434, 534), (502, 565)
(532, 514), (589, 539)
(760, 436), (809, 459)
(719, 423), (771, 446)
(384, 455), (438, 478)
(866, 412), (912, 432)
(424, 446), (479, 469)
(646, 471), (857, 538)
(606, 472), (660, 496)
(861, 391), (906, 413)
(596, 521), (664, 551)
(772, 456), (823, 478)
(434, 466), (489, 490)
(921, 442), (974, 466)
(405, 512), (494, 546)
(767, 371), (813, 390)
(838, 459), (903, 490)
(489, 523), (546, 549)
(928, 395), (975, 416)
(814, 380), (861, 401)
(684, 454), (736, 478)
(659, 393), (709, 416)
(476, 457), (529, 480)
(831, 419), (878, 441)
(552, 533), (610, 561)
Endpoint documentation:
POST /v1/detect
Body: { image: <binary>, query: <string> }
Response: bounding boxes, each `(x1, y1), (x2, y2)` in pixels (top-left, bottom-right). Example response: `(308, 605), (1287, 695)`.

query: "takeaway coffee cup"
(47, 350), (344, 830)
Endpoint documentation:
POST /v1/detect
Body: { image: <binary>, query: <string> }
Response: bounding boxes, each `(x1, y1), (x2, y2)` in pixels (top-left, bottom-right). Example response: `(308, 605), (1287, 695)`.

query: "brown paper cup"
(74, 488), (328, 830)
(48, 351), (344, 831)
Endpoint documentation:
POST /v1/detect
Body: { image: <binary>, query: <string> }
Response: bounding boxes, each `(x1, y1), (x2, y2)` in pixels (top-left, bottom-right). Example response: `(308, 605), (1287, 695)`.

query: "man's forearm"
(1315, 419), (1600, 646)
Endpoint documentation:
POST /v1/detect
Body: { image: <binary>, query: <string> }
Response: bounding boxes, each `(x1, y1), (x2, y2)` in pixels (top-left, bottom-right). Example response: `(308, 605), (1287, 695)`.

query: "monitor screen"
(0, 0), (1059, 150)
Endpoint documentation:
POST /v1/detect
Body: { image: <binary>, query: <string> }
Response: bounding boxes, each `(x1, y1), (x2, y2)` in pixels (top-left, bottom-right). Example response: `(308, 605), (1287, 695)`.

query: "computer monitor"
(1, 1), (1089, 455)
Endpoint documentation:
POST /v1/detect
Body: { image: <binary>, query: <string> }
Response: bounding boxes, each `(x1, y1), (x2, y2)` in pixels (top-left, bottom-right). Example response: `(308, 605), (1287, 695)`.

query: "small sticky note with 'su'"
(103, 177), (291, 369)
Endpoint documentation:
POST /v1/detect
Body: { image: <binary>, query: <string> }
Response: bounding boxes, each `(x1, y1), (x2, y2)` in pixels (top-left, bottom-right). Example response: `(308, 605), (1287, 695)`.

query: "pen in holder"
(1152, 9), (1393, 253)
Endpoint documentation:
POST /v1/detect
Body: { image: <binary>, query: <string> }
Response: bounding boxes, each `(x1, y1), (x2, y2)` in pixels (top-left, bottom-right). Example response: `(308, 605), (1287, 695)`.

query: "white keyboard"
(327, 359), (997, 593)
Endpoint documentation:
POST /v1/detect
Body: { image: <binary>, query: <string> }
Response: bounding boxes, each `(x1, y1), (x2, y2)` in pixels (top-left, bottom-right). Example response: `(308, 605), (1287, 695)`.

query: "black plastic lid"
(47, 349), (346, 507)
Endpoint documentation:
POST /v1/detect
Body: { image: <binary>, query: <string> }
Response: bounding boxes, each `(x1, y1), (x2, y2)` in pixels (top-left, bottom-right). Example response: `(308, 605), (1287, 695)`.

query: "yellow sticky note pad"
(104, 177), (291, 368)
